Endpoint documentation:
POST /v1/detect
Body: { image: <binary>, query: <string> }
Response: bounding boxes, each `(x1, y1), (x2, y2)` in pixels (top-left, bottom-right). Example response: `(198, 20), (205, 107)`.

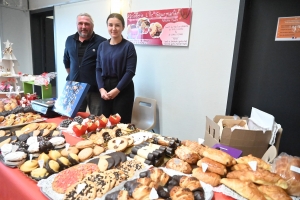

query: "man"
(63, 13), (106, 115)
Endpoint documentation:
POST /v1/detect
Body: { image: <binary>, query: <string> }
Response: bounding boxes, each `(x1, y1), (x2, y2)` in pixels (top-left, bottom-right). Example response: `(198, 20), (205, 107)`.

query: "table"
(0, 112), (88, 200)
(0, 112), (234, 200)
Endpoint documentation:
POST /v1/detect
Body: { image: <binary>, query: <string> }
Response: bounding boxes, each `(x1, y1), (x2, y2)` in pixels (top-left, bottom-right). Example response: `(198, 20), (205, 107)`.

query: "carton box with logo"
(204, 115), (282, 158)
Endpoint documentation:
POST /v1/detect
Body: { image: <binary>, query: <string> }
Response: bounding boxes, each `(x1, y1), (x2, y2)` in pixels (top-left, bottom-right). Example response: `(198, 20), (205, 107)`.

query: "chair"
(261, 145), (277, 163)
(131, 96), (157, 131)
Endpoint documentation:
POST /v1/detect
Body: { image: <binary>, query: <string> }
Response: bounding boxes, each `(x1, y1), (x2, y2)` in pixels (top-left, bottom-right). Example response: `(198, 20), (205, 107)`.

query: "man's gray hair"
(77, 13), (94, 25)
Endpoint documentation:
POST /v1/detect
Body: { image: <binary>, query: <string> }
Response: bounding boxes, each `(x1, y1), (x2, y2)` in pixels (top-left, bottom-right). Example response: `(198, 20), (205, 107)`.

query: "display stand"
(23, 81), (52, 99)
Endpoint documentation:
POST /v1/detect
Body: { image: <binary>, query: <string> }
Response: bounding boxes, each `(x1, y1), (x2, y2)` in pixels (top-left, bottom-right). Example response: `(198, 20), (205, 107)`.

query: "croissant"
(197, 157), (227, 175)
(179, 176), (202, 191)
(192, 167), (221, 187)
(181, 140), (207, 156)
(202, 147), (236, 166)
(226, 168), (288, 189)
(170, 186), (194, 200)
(221, 178), (266, 200)
(104, 190), (129, 200)
(236, 154), (271, 171)
(257, 185), (292, 200)
(132, 184), (151, 200)
(149, 168), (170, 186)
(137, 177), (158, 189)
(231, 163), (251, 171)
(175, 146), (200, 164)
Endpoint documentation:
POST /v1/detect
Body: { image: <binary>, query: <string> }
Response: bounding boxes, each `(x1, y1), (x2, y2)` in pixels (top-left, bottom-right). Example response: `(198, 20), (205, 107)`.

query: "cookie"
(76, 140), (94, 149)
(98, 157), (109, 172)
(121, 135), (134, 146)
(83, 173), (111, 198)
(21, 123), (39, 134)
(30, 167), (49, 180)
(48, 123), (58, 130)
(37, 123), (48, 130)
(107, 152), (127, 163)
(78, 147), (93, 162)
(64, 180), (96, 200)
(60, 146), (79, 157)
(104, 169), (127, 186)
(4, 151), (27, 166)
(93, 145), (105, 156)
(107, 137), (128, 152)
(19, 160), (39, 173)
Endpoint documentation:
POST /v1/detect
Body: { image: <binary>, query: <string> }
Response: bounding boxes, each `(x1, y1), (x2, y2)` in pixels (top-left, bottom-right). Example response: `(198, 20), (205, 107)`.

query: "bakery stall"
(0, 105), (299, 200)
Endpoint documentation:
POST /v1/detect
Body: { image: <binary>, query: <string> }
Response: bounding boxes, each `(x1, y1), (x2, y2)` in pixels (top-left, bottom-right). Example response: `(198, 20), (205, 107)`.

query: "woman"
(96, 13), (137, 123)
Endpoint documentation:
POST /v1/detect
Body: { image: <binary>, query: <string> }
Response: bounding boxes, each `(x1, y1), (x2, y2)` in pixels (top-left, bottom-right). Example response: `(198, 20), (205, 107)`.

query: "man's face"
(77, 16), (93, 39)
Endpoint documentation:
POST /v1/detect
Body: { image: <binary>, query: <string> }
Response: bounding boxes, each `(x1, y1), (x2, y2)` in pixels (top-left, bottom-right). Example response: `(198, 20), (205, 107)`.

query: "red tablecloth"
(0, 112), (235, 200)
(0, 112), (89, 200)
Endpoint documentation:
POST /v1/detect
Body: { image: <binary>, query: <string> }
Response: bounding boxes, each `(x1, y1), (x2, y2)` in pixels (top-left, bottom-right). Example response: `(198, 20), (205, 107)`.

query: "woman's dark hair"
(106, 13), (125, 27)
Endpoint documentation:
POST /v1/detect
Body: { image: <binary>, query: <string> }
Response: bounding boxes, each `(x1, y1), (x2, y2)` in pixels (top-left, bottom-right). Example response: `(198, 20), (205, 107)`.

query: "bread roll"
(175, 146), (200, 164)
(202, 147), (236, 166)
(226, 168), (288, 189)
(165, 158), (192, 174)
(197, 157), (227, 175)
(257, 185), (292, 200)
(220, 178), (266, 200)
(192, 167), (221, 187)
(236, 154), (271, 171)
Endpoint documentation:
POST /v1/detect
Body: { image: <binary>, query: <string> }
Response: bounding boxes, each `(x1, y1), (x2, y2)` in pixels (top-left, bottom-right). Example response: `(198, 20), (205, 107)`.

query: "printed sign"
(275, 16), (300, 41)
(127, 8), (192, 46)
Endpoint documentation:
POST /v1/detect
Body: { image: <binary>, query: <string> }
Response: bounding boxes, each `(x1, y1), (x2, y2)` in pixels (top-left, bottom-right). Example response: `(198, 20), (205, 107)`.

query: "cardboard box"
(204, 115), (282, 158)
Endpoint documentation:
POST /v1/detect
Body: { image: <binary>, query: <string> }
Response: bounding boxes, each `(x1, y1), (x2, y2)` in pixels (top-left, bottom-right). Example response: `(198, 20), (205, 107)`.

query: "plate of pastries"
(0, 112), (45, 129)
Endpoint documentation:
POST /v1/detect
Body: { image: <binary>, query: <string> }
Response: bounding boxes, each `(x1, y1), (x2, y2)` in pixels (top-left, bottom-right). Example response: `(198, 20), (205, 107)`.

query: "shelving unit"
(22, 81), (52, 99)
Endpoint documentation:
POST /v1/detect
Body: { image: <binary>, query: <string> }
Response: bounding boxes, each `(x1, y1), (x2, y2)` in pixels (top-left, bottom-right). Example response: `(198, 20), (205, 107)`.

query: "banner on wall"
(127, 8), (192, 46)
(275, 16), (300, 41)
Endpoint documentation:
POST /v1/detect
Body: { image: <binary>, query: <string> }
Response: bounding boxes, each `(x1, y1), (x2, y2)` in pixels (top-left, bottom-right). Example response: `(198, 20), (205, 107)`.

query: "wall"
(53, 0), (240, 141)
(0, 6), (33, 74)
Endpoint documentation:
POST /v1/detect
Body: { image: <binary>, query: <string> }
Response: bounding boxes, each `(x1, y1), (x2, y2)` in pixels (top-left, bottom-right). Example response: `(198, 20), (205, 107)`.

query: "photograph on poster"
(127, 8), (192, 46)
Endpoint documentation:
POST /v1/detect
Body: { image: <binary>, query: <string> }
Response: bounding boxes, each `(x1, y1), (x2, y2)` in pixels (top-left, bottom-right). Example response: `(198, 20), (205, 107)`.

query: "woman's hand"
(107, 88), (120, 99)
(100, 88), (110, 100)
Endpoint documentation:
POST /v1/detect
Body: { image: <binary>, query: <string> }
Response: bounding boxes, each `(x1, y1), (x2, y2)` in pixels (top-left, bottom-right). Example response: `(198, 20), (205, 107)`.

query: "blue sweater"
(96, 38), (137, 91)
(63, 32), (106, 92)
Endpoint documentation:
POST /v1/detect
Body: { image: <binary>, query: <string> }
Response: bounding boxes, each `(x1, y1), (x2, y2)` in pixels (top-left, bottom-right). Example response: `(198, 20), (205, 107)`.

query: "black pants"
(101, 78), (134, 123)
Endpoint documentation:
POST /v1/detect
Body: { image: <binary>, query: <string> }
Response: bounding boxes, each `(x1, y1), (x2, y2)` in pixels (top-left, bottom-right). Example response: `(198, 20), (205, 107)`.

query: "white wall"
(0, 6), (33, 74)
(53, 0), (240, 141)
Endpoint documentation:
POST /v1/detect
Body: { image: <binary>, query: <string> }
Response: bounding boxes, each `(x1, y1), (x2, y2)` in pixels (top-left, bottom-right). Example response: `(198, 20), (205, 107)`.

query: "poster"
(275, 16), (300, 41)
(127, 8), (192, 46)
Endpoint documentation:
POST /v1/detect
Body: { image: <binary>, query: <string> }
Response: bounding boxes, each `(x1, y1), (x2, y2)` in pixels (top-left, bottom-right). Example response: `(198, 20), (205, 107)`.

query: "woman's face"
(107, 17), (124, 38)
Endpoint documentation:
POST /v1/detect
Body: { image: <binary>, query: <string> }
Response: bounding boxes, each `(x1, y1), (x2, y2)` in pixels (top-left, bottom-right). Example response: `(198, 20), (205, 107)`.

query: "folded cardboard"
(204, 115), (282, 158)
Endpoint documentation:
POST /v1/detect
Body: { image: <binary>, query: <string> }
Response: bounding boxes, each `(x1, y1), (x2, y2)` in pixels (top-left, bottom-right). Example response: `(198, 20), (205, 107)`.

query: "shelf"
(0, 76), (21, 78)
(0, 91), (24, 94)
(23, 81), (52, 99)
